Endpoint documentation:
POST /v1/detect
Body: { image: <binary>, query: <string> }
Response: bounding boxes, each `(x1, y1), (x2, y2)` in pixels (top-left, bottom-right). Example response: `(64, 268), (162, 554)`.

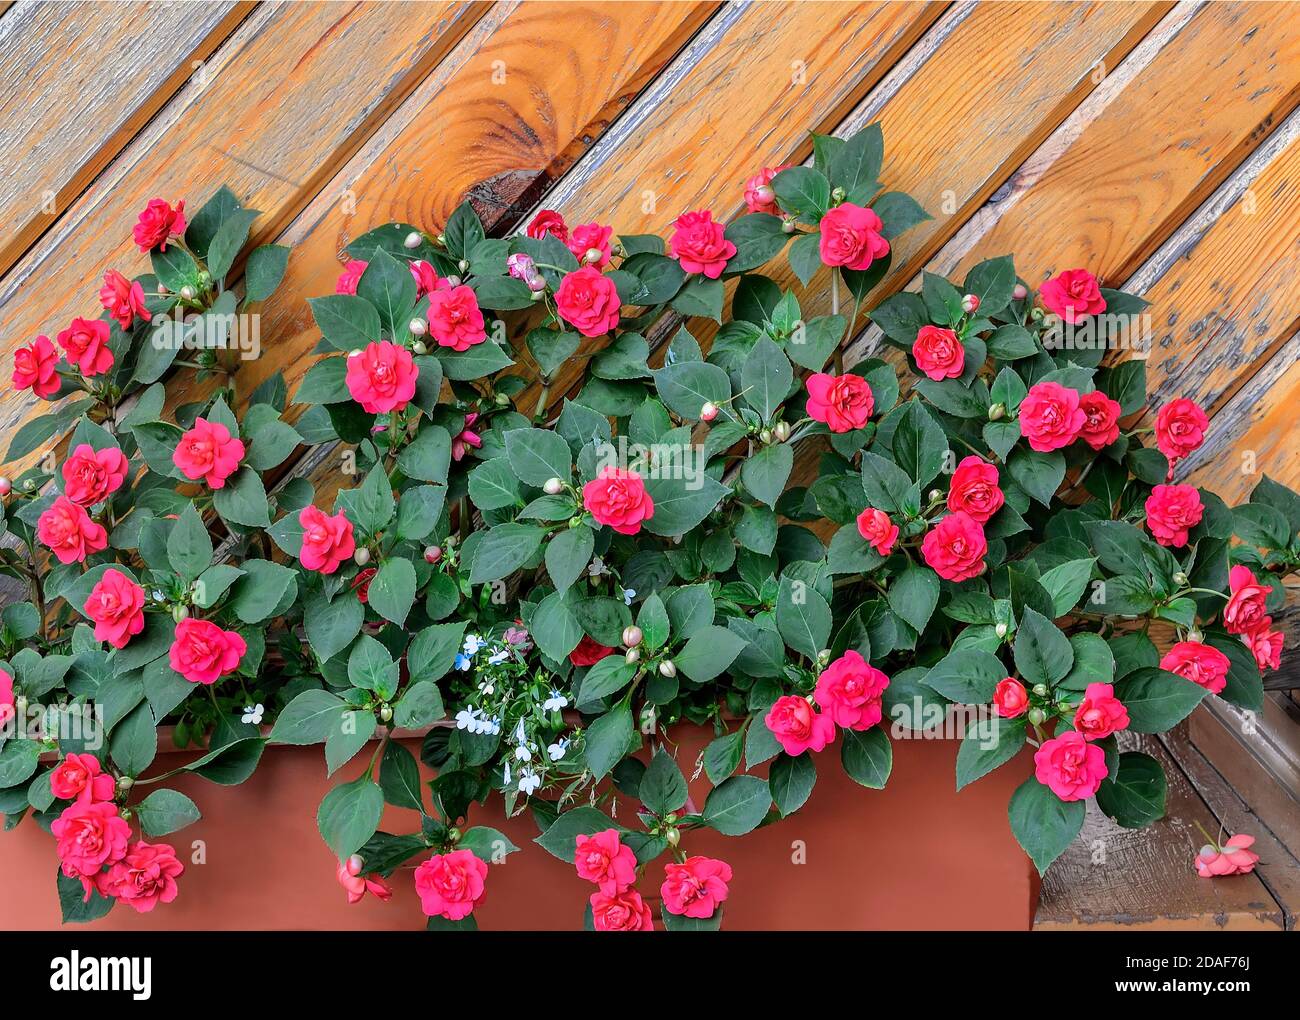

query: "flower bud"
(759, 428), (773, 445)
(961, 294), (980, 314)
(1012, 283), (1028, 301)
(457, 259), (469, 273)
(543, 477), (566, 495)
(658, 659), (677, 678)
(494, 393), (509, 407)
(665, 828), (681, 847)
(346, 854), (364, 876)
(929, 488), (944, 503)
(379, 704), (393, 723)
(831, 186), (846, 203)
(1027, 707), (1046, 726)
(625, 648), (641, 664)
(22, 479), (35, 491)
(1187, 626), (1204, 644)
(773, 420), (791, 442)
(583, 247), (603, 265)
(994, 622), (1008, 638)
(526, 270), (547, 293)
(1032, 683), (1049, 697)
(622, 625), (643, 648)
(530, 288), (545, 302)
(1030, 306), (1044, 322)
(410, 318), (427, 337)
(782, 217), (797, 234)
(0, 477), (10, 496)
(700, 402), (718, 422)
(404, 230), (422, 249)
(171, 604), (189, 623)
(435, 234), (447, 247)
(1173, 571), (1189, 587)
(988, 402), (1006, 421)
(117, 776), (134, 793)
(180, 285), (196, 300)
(447, 827), (462, 843)
(817, 649), (832, 666)
(755, 185), (776, 206)
(354, 547), (371, 566)
(412, 340), (428, 356)
(424, 545), (442, 564)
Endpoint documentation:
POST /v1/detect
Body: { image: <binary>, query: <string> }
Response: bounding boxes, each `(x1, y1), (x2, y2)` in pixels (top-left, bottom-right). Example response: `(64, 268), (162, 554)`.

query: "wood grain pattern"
(0, 0), (253, 276)
(1035, 731), (1284, 930)
(0, 0), (490, 476)
(794, 1), (1300, 494)
(159, 0), (718, 425)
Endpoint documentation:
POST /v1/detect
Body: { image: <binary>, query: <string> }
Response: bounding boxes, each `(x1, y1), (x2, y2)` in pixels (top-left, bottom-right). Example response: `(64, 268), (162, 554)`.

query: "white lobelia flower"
(455, 653), (473, 671)
(503, 761), (512, 785)
(241, 703), (264, 725)
(487, 647), (510, 666)
(587, 556), (608, 577)
(486, 716), (502, 736)
(463, 633), (487, 656)
(514, 744), (533, 762)
(518, 769), (542, 795)
(547, 738), (570, 762)
(542, 688), (568, 712)
(455, 707), (482, 731)
(621, 587), (636, 606)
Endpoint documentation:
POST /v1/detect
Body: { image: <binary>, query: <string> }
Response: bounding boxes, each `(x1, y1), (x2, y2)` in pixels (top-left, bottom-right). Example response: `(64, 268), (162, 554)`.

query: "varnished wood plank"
(0, 0), (490, 477)
(160, 0), (719, 427)
(1034, 732), (1285, 930)
(510, 0), (943, 415)
(1164, 722), (1300, 930)
(0, 0), (253, 277)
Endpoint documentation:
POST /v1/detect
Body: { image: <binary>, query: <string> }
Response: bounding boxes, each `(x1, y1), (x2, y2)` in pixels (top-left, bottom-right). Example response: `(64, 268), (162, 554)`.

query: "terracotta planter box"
(0, 725), (1038, 930)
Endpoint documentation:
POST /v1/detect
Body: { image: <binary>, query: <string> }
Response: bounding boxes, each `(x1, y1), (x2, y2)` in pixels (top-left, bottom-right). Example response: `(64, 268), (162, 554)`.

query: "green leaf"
(962, 255), (1016, 316)
(1013, 608), (1074, 686)
(110, 701), (157, 777)
(467, 457), (522, 511)
(1096, 751), (1166, 828)
(368, 557), (416, 626)
(546, 525), (594, 595)
(229, 559), (296, 624)
(437, 340), (513, 380)
(642, 471), (729, 537)
(741, 336), (791, 422)
(182, 736), (265, 785)
(458, 826), (519, 865)
(859, 451), (918, 513)
(528, 328), (580, 379)
(309, 294), (382, 352)
(339, 464), (394, 535)
(303, 588), (364, 662)
(653, 361), (731, 420)
(639, 749), (688, 816)
(702, 775), (771, 835)
(1037, 558), (1095, 617)
(1008, 778), (1085, 875)
(58, 869), (115, 923)
(776, 574), (831, 659)
(774, 166), (832, 221)
(505, 428), (573, 487)
(135, 788), (201, 837)
(468, 524), (544, 584)
(872, 191), (930, 240)
(244, 244), (290, 304)
(955, 716), (1026, 791)
(840, 726), (892, 788)
(924, 648), (1006, 703)
(1008, 449), (1065, 506)
(888, 563), (939, 633)
(348, 634), (400, 694)
(892, 399), (946, 486)
(535, 806), (619, 862)
(379, 740), (423, 810)
(317, 776), (385, 859)
(1114, 667), (1208, 732)
(326, 710), (377, 776)
(769, 752), (816, 815)
(396, 426), (451, 483)
(166, 503), (212, 583)
(393, 679), (446, 728)
(212, 468), (270, 528)
(584, 705), (634, 781)
(741, 443), (793, 509)
(206, 207), (259, 279)
(674, 625), (748, 683)
(671, 276), (724, 321)
(530, 592), (583, 662)
(357, 250), (417, 336)
(395, 484), (446, 540)
(270, 689), (345, 745)
(828, 123), (882, 203)
(576, 656), (637, 706)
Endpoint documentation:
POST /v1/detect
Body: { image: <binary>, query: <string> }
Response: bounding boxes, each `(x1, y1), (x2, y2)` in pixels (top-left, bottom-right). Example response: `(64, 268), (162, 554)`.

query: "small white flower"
(478, 679), (495, 696)
(486, 716), (502, 736)
(241, 703), (264, 725)
(587, 556), (608, 577)
(514, 720), (528, 743)
(503, 761), (512, 785)
(463, 633), (487, 656)
(547, 738), (570, 762)
(542, 689), (568, 712)
(621, 587), (636, 606)
(487, 647), (509, 665)
(518, 769), (541, 795)
(514, 744), (533, 762)
(455, 653), (473, 671)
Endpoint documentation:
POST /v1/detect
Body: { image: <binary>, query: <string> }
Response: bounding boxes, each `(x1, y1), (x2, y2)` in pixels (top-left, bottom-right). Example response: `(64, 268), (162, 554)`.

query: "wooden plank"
(1164, 723), (1300, 930)
(0, 0), (491, 475)
(1034, 732), (1285, 930)
(794, 0), (1300, 493)
(700, 0), (1174, 354)
(0, 0), (253, 276)
(501, 0), (944, 413)
(270, 0), (943, 506)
